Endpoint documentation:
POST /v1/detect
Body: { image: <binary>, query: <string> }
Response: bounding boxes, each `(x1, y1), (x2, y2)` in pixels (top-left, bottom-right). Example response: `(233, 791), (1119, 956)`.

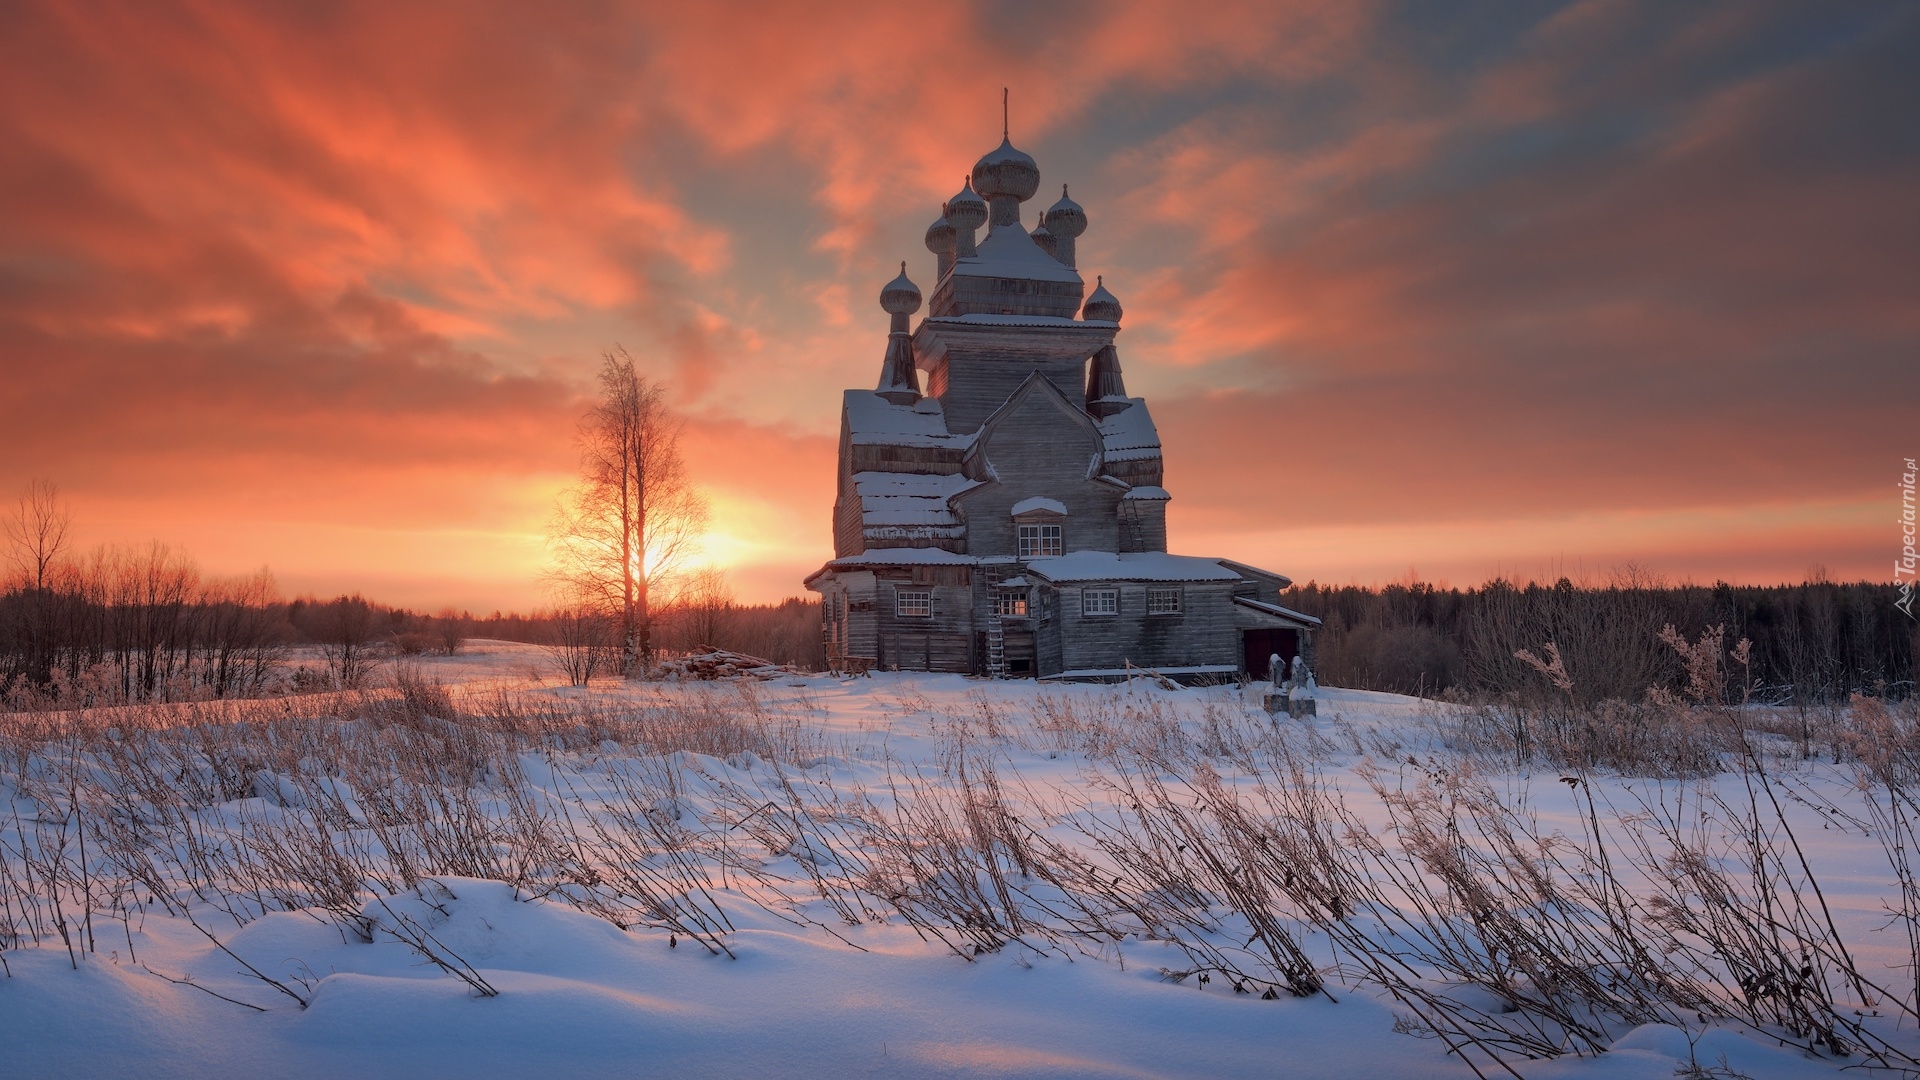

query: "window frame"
(1018, 523), (1063, 558)
(1145, 587), (1182, 615)
(1081, 587), (1119, 617)
(896, 588), (933, 618)
(995, 589), (1029, 618)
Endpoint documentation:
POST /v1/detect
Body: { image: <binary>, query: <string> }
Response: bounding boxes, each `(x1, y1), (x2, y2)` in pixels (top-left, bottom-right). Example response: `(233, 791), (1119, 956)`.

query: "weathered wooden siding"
(838, 571), (879, 660)
(942, 358), (1086, 436)
(1047, 581), (1242, 674)
(1033, 586), (1065, 675)
(867, 566), (976, 673)
(954, 386), (1126, 556)
(1116, 500), (1168, 553)
(931, 273), (1083, 320)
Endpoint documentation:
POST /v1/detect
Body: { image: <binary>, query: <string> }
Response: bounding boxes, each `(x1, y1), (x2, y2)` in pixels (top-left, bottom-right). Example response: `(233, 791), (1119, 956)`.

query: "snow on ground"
(0, 650), (1908, 1078)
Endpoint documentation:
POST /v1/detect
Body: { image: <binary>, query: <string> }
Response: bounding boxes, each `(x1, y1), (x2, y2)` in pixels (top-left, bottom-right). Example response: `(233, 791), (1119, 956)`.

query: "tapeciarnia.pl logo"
(1899, 457), (1917, 619)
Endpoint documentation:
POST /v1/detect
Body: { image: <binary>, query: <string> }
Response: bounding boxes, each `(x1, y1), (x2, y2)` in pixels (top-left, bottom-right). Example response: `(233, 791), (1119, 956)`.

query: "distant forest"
(0, 539), (826, 705)
(1283, 576), (1915, 705)
(2, 541), (1909, 708)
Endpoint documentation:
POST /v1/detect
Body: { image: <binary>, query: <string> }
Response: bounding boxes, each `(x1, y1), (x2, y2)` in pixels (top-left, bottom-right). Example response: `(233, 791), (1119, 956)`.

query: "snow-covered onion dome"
(971, 137), (1041, 203)
(880, 262), (923, 316)
(924, 213), (956, 255)
(1045, 184), (1086, 238)
(944, 178), (988, 232)
(1030, 214), (1057, 259)
(1081, 275), (1122, 323)
(925, 212), (958, 281)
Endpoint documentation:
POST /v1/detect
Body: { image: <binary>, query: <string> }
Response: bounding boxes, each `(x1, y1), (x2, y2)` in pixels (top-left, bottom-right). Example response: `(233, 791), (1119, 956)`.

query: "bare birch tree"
(549, 347), (708, 674)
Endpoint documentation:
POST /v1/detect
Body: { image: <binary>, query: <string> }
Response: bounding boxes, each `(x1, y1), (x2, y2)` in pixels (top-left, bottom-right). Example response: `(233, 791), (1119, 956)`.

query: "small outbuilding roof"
(1232, 596), (1324, 627)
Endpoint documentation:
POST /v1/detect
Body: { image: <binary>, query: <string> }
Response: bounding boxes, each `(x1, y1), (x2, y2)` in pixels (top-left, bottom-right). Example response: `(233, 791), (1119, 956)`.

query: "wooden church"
(805, 125), (1318, 682)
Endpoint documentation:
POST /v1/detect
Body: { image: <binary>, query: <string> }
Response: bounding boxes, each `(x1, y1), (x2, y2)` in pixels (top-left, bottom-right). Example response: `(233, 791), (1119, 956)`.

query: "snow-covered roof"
(853, 471), (980, 526)
(1233, 596), (1323, 627)
(823, 548), (979, 569)
(1217, 559), (1294, 589)
(1009, 496), (1067, 516)
(1121, 486), (1169, 501)
(1096, 400), (1160, 462)
(844, 390), (970, 449)
(926, 313), (1115, 328)
(952, 227), (1083, 285)
(1024, 551), (1244, 583)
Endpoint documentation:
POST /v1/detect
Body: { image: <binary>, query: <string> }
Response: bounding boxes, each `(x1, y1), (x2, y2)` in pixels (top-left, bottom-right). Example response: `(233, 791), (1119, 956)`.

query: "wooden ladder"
(984, 567), (1006, 679)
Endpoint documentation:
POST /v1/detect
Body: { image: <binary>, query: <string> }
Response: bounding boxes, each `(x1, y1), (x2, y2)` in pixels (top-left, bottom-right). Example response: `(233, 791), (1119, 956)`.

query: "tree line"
(0, 477), (822, 706)
(1285, 572), (1916, 704)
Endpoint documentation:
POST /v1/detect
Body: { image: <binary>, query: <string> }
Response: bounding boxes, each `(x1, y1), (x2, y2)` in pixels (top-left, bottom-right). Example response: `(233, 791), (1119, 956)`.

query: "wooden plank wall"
(1040, 580), (1242, 674)
(955, 392), (1126, 556)
(942, 358), (1087, 435)
(867, 566), (976, 673)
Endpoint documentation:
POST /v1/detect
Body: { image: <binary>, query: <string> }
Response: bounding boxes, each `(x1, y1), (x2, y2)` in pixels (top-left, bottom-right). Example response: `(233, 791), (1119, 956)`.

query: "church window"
(996, 590), (1029, 617)
(1018, 524), (1062, 557)
(1081, 588), (1118, 617)
(1146, 588), (1181, 615)
(897, 589), (932, 618)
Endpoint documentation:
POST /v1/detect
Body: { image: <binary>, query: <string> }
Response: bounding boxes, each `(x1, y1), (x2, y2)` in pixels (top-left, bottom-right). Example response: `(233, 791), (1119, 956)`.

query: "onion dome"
(880, 262), (922, 316)
(971, 137), (1040, 203)
(945, 178), (988, 232)
(924, 213), (956, 254)
(1081, 275), (1122, 323)
(1030, 215), (1058, 259)
(1045, 184), (1086, 238)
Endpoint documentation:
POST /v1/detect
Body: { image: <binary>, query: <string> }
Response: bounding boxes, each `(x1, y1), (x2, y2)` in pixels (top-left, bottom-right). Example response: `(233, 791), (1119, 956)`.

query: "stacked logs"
(655, 648), (795, 681)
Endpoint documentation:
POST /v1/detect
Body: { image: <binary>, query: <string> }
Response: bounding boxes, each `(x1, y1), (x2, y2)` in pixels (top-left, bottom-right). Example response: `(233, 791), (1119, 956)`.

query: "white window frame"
(896, 589), (933, 618)
(1018, 524), (1063, 557)
(1081, 588), (1119, 617)
(1146, 587), (1182, 615)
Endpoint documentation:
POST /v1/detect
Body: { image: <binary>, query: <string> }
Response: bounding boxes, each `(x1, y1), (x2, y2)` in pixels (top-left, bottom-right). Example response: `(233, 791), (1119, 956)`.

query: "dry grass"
(6, 669), (1920, 1074)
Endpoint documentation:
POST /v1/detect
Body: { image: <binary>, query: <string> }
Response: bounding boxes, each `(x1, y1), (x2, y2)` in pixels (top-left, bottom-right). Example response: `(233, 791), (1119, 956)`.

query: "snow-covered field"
(2, 641), (1913, 1079)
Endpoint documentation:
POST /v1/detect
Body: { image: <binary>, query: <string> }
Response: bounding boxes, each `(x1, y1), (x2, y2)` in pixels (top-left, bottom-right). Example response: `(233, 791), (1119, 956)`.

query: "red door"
(1242, 629), (1299, 681)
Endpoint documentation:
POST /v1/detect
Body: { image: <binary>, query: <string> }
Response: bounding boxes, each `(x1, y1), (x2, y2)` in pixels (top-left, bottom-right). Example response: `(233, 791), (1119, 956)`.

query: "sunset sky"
(1, 2), (1913, 611)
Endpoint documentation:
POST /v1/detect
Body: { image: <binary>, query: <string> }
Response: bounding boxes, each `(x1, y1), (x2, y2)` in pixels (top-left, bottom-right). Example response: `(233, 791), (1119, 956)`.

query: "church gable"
(956, 374), (1121, 556)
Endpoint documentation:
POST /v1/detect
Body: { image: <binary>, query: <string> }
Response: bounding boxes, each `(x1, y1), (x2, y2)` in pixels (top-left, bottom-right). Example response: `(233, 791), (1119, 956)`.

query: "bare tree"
(200, 568), (291, 698)
(432, 608), (467, 655)
(299, 594), (382, 690)
(549, 348), (708, 674)
(543, 595), (618, 687)
(1, 480), (75, 687)
(2, 479), (73, 592)
(676, 567), (734, 652)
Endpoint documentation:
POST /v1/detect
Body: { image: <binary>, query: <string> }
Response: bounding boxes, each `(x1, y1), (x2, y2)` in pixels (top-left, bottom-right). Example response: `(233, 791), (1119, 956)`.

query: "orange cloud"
(0, 1), (1910, 607)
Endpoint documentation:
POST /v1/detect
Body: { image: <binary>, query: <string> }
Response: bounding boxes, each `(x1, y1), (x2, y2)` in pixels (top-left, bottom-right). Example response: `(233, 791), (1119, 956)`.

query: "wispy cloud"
(0, 1), (1909, 605)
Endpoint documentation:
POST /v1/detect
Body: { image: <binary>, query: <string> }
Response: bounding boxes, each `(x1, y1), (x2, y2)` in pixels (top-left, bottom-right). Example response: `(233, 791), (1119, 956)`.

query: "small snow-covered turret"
(1030, 213), (1057, 261)
(875, 263), (923, 405)
(1045, 185), (1085, 269)
(925, 211), (957, 282)
(946, 178), (987, 260)
(1081, 275), (1122, 323)
(1083, 277), (1129, 418)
